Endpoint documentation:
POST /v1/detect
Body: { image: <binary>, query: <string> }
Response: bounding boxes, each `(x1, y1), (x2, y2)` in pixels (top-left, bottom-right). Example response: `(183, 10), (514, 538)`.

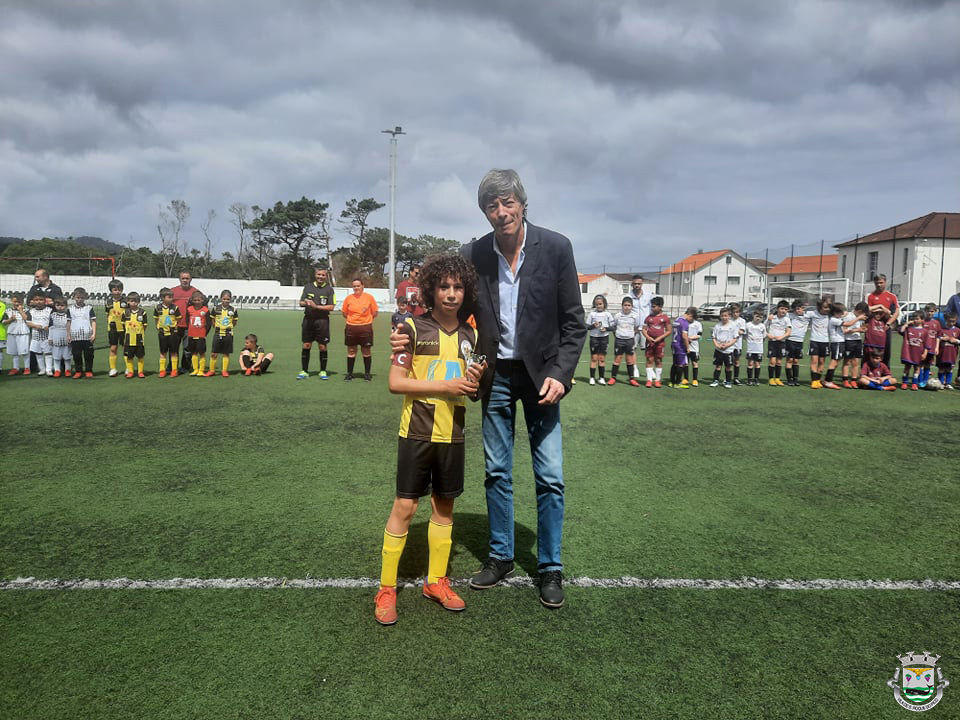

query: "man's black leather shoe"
(539, 571), (564, 608)
(469, 557), (514, 589)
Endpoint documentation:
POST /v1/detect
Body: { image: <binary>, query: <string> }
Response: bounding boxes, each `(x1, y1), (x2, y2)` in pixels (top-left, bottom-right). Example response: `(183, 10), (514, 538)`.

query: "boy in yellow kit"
(122, 292), (147, 378)
(207, 289), (239, 377)
(154, 288), (182, 377)
(105, 279), (127, 377)
(375, 254), (485, 626)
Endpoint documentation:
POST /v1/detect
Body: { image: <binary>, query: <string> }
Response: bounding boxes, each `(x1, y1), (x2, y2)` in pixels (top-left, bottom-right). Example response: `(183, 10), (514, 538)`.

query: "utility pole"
(381, 126), (405, 304)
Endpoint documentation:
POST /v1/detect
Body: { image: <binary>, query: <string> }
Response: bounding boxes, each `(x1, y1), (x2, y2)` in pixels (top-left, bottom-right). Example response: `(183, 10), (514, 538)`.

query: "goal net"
(766, 278), (872, 309)
(0, 256), (117, 303)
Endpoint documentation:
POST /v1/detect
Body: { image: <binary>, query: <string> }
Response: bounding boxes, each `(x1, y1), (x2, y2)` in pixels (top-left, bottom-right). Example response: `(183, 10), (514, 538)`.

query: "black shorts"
(732, 348), (742, 360)
(828, 342), (844, 361)
(767, 340), (785, 359)
(747, 352), (763, 363)
(589, 336), (609, 355)
(687, 351), (699, 362)
(713, 350), (732, 367)
(844, 340), (863, 360)
(158, 333), (181, 355)
(613, 337), (635, 356)
(124, 341), (145, 359)
(108, 328), (124, 346)
(187, 337), (207, 355)
(395, 436), (465, 499)
(344, 323), (373, 348)
(302, 317), (330, 344)
(212, 335), (234, 354)
(785, 340), (805, 360)
(809, 340), (829, 358)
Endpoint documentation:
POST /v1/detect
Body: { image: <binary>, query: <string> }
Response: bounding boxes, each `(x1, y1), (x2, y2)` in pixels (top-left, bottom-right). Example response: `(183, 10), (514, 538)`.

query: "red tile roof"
(577, 273), (603, 283)
(767, 254), (838, 275)
(662, 249), (730, 275)
(835, 212), (960, 247)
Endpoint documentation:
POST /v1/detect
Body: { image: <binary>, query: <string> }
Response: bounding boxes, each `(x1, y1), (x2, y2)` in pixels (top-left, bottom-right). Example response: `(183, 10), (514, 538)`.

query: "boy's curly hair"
(417, 253), (478, 321)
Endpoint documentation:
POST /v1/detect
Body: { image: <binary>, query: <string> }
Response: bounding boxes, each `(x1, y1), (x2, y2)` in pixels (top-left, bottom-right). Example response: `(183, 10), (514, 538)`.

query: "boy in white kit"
(687, 314), (703, 386)
(69, 287), (97, 378)
(709, 307), (739, 388)
(842, 302), (868, 387)
(765, 300), (791, 386)
(805, 298), (831, 389)
(744, 310), (767, 386)
(48, 296), (73, 377)
(784, 300), (811, 386)
(729, 303), (747, 385)
(26, 292), (54, 376)
(608, 297), (641, 386)
(4, 293), (31, 374)
(822, 302), (849, 389)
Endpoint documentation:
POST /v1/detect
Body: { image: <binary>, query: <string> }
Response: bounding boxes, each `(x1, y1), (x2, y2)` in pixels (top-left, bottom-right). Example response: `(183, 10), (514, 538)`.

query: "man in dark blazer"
(462, 169), (585, 608)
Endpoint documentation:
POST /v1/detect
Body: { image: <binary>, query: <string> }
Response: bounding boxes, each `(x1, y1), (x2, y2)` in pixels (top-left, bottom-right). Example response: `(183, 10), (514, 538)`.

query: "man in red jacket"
(171, 271), (200, 372)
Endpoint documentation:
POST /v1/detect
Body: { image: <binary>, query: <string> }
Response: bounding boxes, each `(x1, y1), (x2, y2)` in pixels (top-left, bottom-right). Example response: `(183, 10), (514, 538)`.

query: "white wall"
(660, 254), (765, 312)
(838, 239), (960, 303)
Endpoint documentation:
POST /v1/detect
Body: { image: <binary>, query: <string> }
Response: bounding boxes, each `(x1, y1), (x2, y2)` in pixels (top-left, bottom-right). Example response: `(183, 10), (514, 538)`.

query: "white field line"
(2, 576), (959, 591)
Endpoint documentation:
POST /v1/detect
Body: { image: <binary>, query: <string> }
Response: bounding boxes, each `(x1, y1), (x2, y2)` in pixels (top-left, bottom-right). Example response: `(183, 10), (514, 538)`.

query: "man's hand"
(389, 328), (409, 354)
(538, 376), (565, 405)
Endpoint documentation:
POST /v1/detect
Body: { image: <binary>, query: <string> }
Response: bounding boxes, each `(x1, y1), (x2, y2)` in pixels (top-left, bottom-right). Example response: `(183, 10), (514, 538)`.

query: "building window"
(621, 283), (630, 294)
(902, 247), (909, 274)
(841, 255), (847, 277)
(728, 276), (740, 285)
(581, 282), (588, 293)
(725, 255), (732, 264)
(868, 251), (879, 277)
(704, 275), (717, 286)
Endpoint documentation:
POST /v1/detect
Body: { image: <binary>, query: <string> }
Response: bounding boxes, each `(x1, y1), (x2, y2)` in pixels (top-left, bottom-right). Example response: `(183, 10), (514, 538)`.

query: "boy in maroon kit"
(918, 303), (941, 388)
(863, 307), (889, 358)
(898, 312), (925, 390)
(937, 312), (959, 389)
(641, 296), (671, 388)
(858, 351), (896, 390)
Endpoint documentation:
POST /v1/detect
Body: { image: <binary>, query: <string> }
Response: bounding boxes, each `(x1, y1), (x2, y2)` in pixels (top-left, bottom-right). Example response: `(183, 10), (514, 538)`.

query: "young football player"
(728, 303), (746, 384)
(863, 306), (890, 361)
(641, 296), (671, 388)
(105, 279), (127, 377)
(858, 350), (896, 390)
(239, 334), (274, 375)
(3, 293), (30, 374)
(391, 297), (413, 331)
(153, 288), (182, 378)
(48, 296), (72, 377)
(937, 312), (959, 388)
(122, 292), (148, 378)
(744, 309), (766, 385)
(26, 292), (53, 376)
(586, 294), (614, 385)
(67, 287), (96, 378)
(765, 300), (791, 385)
(687, 313), (703, 386)
(185, 291), (211, 376)
(375, 253), (484, 626)
(608, 297), (641, 386)
(841, 302), (868, 387)
(898, 311), (925, 390)
(918, 303), (941, 388)
(207, 290), (239, 377)
(710, 307), (738, 388)
(805, 297), (831, 388)
(668, 306), (696, 388)
(822, 302), (847, 389)
(784, 300), (810, 386)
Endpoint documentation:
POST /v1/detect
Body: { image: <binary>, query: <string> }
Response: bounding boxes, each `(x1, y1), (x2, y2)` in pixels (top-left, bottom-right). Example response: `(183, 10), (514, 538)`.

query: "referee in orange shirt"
(341, 278), (378, 380)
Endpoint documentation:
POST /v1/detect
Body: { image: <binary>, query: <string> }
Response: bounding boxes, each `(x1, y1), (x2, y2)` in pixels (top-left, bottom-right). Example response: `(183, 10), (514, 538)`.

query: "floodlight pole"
(382, 125), (406, 304)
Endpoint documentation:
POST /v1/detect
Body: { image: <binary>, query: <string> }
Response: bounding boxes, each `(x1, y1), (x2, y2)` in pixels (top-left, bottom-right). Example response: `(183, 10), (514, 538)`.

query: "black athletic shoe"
(344, 373), (354, 381)
(469, 557), (515, 589)
(363, 373), (372, 381)
(539, 571), (564, 608)
(733, 378), (742, 385)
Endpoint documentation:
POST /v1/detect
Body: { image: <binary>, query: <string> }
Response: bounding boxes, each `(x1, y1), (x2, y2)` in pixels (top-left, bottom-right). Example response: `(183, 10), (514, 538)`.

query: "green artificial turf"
(2, 309), (958, 718)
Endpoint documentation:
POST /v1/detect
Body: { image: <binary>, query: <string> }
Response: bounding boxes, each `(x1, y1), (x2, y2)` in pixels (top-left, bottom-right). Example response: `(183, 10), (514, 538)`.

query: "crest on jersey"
(887, 652), (949, 712)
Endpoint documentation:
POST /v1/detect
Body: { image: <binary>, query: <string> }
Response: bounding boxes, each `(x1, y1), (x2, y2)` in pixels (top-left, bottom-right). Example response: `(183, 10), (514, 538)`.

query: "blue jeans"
(481, 360), (565, 572)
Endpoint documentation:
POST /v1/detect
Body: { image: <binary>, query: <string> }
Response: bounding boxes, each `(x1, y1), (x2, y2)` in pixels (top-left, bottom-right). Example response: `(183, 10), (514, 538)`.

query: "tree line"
(0, 196), (460, 286)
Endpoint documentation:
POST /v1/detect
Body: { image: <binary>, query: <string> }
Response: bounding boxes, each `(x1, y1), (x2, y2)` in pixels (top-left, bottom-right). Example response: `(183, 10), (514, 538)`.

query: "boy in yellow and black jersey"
(208, 289), (239, 377)
(374, 254), (485, 626)
(105, 278), (127, 376)
(153, 287), (182, 377)
(122, 292), (148, 378)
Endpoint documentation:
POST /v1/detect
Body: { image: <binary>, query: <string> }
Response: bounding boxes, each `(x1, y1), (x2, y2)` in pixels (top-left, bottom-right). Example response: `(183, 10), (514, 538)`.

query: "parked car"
(740, 302), (769, 319)
(697, 302), (727, 321)
(895, 301), (938, 320)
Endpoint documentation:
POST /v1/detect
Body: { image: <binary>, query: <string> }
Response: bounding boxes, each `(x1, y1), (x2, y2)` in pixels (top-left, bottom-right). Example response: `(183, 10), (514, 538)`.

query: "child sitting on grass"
(239, 334), (274, 375)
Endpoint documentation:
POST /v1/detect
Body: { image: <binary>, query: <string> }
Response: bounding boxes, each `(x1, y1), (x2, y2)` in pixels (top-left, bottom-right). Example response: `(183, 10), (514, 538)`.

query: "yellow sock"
(222, 355), (229, 373)
(125, 358), (133, 374)
(137, 358), (144, 374)
(199, 356), (206, 374)
(109, 354), (117, 371)
(171, 356), (178, 374)
(380, 530), (407, 588)
(192, 355), (199, 374)
(159, 357), (166, 374)
(427, 520), (453, 584)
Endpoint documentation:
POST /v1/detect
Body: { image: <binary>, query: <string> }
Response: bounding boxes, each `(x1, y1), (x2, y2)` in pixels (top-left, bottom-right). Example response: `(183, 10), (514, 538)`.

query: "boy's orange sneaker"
(245, 368), (253, 376)
(911, 383), (918, 391)
(85, 372), (93, 378)
(125, 372), (134, 378)
(422, 577), (465, 612)
(158, 370), (167, 378)
(203, 371), (214, 377)
(900, 382), (908, 390)
(8, 369), (19, 375)
(170, 370), (178, 378)
(137, 372), (145, 378)
(221, 371), (229, 377)
(22, 369), (30, 375)
(53, 370), (61, 378)
(645, 380), (653, 388)
(654, 380), (662, 388)
(628, 378), (640, 387)
(374, 587), (398, 626)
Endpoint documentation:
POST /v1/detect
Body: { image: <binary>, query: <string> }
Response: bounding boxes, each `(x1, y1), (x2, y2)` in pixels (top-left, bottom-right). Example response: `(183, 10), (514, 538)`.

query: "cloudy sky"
(1, 0), (957, 273)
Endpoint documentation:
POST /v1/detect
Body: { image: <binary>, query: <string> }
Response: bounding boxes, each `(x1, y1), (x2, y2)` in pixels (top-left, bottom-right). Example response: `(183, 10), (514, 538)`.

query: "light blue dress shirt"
(493, 224), (526, 360)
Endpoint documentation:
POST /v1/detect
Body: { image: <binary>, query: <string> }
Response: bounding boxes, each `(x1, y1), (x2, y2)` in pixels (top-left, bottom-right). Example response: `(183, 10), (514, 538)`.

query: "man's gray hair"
(478, 169), (527, 214)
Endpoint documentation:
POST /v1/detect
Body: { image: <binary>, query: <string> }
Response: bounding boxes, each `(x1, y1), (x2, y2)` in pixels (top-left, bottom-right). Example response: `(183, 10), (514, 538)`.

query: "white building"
(835, 212), (960, 304)
(659, 249), (766, 312)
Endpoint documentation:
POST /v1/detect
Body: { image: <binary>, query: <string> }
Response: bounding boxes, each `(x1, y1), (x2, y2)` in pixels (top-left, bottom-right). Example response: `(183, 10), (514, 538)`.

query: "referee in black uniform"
(298, 267), (336, 379)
